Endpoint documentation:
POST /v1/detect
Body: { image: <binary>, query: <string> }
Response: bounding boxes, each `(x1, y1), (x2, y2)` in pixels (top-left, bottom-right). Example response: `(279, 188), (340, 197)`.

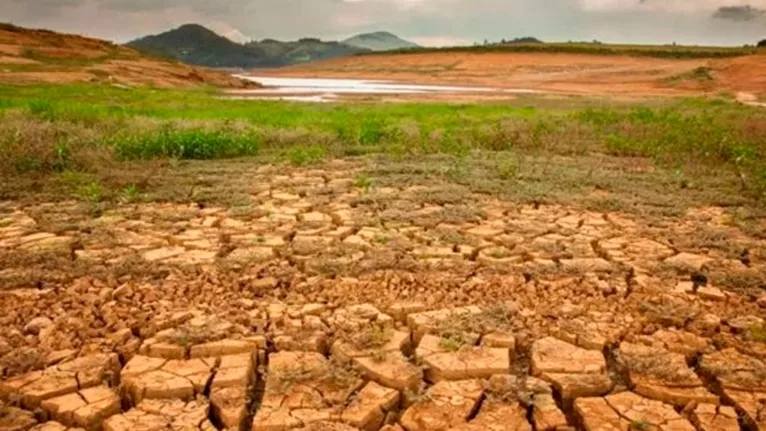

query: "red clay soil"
(0, 23), (257, 88)
(711, 54), (766, 94)
(258, 51), (766, 98)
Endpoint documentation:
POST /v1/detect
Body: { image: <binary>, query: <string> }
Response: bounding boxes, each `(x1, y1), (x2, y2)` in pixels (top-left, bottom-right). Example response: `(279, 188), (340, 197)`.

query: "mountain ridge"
(127, 24), (378, 69)
(343, 31), (419, 51)
(127, 24), (267, 68)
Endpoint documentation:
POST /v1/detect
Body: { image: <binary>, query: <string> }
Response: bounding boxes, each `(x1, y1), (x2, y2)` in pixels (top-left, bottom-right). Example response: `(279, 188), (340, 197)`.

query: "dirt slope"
(0, 23), (256, 88)
(712, 54), (766, 94)
(261, 51), (766, 98)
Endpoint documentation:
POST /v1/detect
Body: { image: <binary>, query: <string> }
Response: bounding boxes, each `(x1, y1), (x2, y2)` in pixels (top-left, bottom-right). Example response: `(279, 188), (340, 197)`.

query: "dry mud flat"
(1, 161), (766, 430)
(260, 51), (766, 99)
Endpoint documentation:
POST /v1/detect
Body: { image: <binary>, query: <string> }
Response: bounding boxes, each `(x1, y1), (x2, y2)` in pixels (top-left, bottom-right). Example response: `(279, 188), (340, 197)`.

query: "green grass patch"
(1, 84), (765, 198)
(113, 128), (260, 160)
(286, 145), (326, 166)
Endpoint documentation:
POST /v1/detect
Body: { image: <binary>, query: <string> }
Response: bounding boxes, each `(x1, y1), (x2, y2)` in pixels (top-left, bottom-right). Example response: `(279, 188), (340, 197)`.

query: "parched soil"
(258, 51), (766, 99)
(0, 24), (257, 88)
(1, 160), (765, 431)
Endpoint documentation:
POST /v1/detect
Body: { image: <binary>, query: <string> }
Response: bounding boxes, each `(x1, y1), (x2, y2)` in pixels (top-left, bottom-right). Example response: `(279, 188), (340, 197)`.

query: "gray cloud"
(713, 5), (766, 21)
(3, 0), (766, 46)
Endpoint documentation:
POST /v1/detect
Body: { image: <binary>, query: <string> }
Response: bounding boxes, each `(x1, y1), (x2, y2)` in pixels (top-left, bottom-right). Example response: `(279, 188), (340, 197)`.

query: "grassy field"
(363, 42), (763, 59)
(0, 83), (764, 223)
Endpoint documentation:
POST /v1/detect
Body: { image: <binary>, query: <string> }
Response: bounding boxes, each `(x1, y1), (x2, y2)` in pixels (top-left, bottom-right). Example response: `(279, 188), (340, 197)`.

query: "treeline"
(357, 41), (760, 60)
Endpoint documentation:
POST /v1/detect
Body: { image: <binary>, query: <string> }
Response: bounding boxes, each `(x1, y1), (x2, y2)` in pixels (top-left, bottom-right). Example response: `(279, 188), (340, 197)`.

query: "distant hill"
(128, 24), (369, 69)
(127, 24), (266, 68)
(246, 38), (367, 67)
(343, 31), (419, 52)
(0, 23), (255, 88)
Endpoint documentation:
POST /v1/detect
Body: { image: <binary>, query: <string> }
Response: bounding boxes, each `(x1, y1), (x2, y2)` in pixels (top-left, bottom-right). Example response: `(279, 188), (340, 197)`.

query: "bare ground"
(1, 155), (765, 431)
(255, 51), (766, 100)
(0, 24), (257, 88)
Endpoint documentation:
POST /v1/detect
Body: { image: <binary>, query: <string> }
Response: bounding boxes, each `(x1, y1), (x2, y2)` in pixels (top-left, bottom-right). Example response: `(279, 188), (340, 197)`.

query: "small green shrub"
(78, 181), (103, 203)
(353, 173), (373, 191)
(120, 184), (141, 203)
(604, 134), (648, 157)
(287, 145), (326, 166)
(359, 118), (385, 145)
(497, 159), (518, 180)
(437, 133), (471, 159)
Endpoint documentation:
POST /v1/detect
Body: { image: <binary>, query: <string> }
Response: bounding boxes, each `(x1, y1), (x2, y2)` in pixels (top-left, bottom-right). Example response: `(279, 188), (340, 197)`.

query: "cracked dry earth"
(1, 161), (766, 431)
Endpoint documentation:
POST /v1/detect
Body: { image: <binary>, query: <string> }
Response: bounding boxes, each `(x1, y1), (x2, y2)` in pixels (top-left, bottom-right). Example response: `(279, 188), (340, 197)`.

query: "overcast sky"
(5, 0), (766, 46)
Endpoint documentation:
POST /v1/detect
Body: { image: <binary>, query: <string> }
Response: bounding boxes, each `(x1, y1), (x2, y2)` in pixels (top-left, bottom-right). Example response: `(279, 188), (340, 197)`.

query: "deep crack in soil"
(1, 161), (765, 431)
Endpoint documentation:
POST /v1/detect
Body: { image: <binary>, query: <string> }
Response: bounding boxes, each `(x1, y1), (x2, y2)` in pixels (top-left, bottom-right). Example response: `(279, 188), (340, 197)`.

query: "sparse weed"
(497, 159), (518, 180)
(373, 235), (390, 245)
(120, 184), (141, 204)
(266, 364), (322, 394)
(78, 181), (103, 204)
(59, 169), (84, 187)
(354, 173), (373, 191)
(325, 358), (362, 388)
(154, 318), (230, 346)
(339, 323), (394, 351)
(438, 332), (470, 352)
(623, 351), (692, 382)
(176, 335), (190, 348)
(439, 233), (466, 245)
(629, 420), (651, 431)
(371, 350), (387, 363)
(0, 347), (46, 377)
(489, 249), (507, 259)
(287, 145), (326, 166)
(484, 377), (521, 404)
(404, 388), (432, 404)
(748, 324), (766, 342)
(435, 304), (517, 345)
(267, 356), (360, 397)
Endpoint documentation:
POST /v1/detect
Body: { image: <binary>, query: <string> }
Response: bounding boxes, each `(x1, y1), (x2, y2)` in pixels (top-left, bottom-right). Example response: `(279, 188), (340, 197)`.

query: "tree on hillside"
(758, 39), (766, 47)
